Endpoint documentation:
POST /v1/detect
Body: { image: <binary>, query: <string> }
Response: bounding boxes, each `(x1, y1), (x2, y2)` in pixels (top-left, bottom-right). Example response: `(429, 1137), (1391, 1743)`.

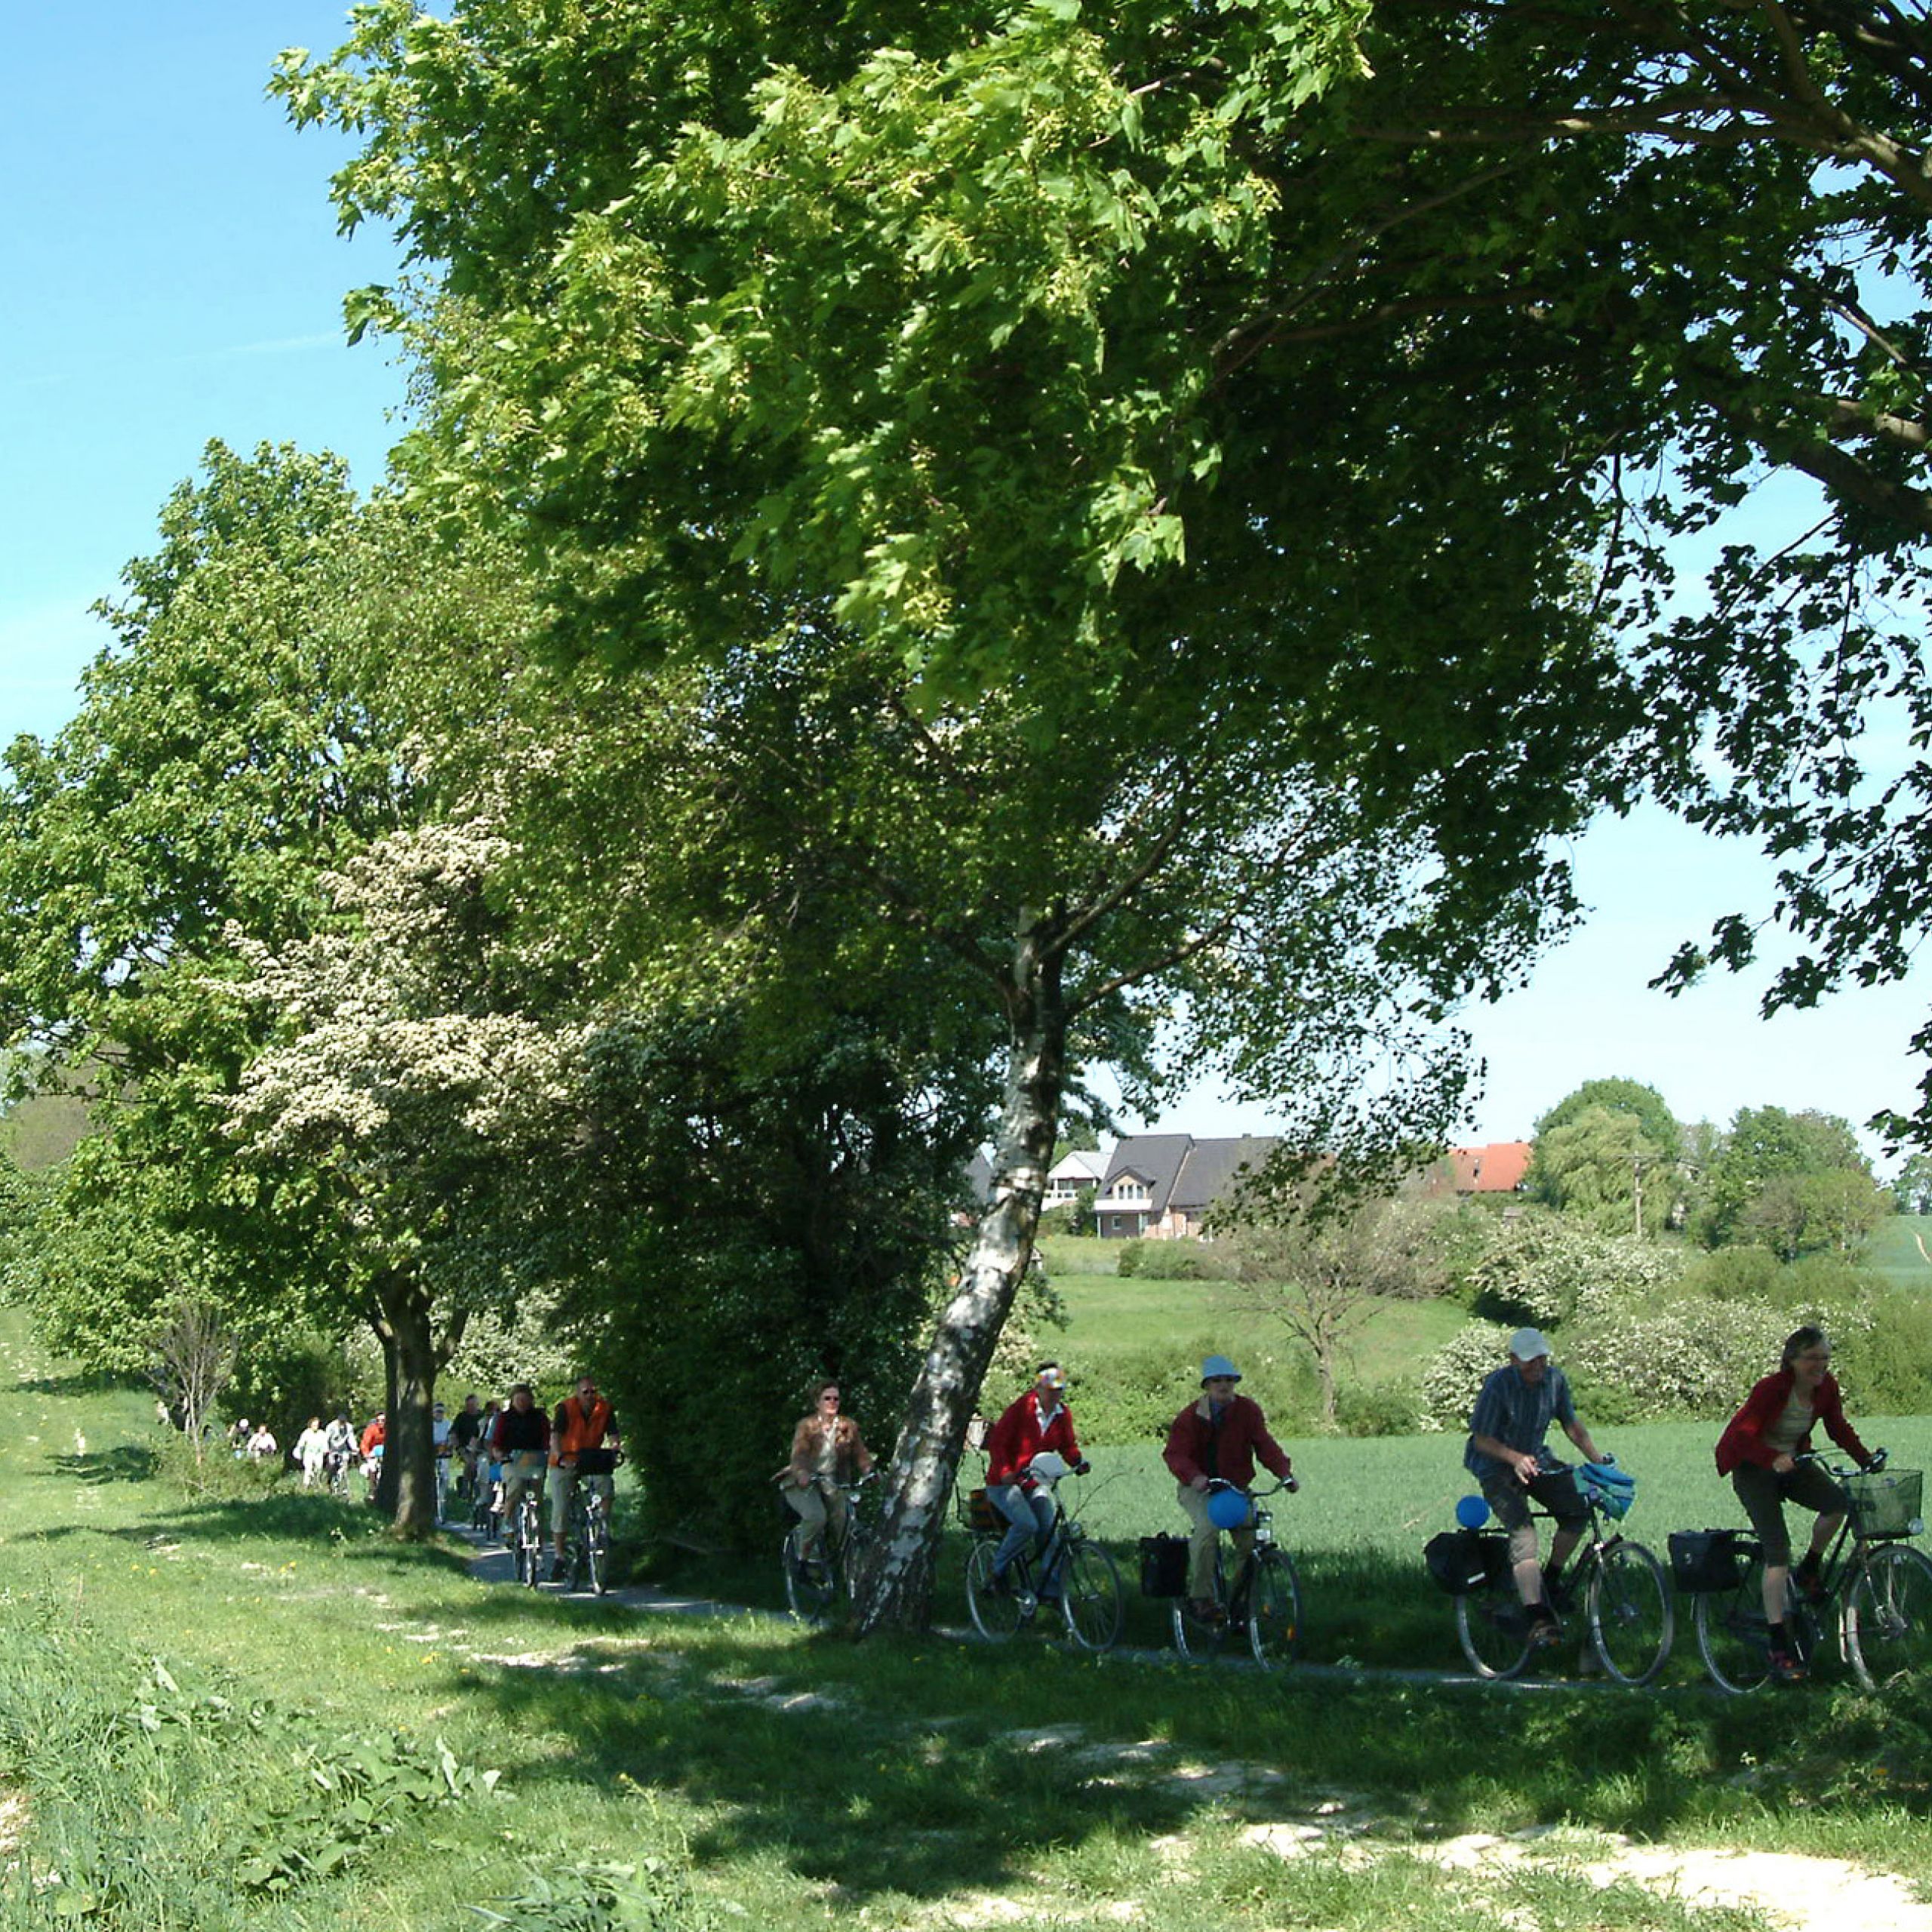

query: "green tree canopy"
(1700, 1104), (1875, 1251)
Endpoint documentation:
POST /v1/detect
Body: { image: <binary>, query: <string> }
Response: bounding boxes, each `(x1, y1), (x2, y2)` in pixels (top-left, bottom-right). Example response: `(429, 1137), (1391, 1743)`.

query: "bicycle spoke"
(1694, 1549), (1777, 1694)
(1846, 1545), (1932, 1691)
(964, 1539), (1026, 1641)
(1247, 1552), (1302, 1669)
(1059, 1542), (1123, 1652)
(1454, 1576), (1534, 1680)
(1587, 1542), (1672, 1687)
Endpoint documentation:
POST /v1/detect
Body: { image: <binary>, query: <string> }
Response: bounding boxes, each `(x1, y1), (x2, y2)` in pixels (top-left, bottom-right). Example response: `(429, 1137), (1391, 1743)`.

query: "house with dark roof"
(1095, 1133), (1278, 1239)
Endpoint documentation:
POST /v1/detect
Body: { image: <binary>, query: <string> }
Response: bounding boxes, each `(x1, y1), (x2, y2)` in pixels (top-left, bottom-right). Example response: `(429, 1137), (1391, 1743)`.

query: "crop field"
(945, 1416), (1932, 1674)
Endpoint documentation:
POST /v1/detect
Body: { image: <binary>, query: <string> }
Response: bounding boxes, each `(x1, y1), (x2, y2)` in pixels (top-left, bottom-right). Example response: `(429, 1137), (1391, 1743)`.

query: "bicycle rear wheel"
(1845, 1544), (1932, 1691)
(1587, 1541), (1673, 1686)
(516, 1500), (542, 1588)
(1454, 1578), (1534, 1680)
(1693, 1549), (1775, 1694)
(1171, 1548), (1229, 1659)
(1246, 1551), (1302, 1669)
(964, 1538), (1027, 1641)
(1058, 1541), (1123, 1652)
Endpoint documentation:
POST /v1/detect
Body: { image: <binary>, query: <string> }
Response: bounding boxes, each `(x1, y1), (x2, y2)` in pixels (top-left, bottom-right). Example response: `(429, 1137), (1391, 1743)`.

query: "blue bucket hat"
(1200, 1355), (1242, 1385)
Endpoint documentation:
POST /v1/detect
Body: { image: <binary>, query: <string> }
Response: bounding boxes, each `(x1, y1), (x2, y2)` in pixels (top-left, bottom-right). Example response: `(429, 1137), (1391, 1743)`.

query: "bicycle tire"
(1844, 1543), (1932, 1691)
(964, 1538), (1027, 1641)
(1694, 1547), (1776, 1694)
(1247, 1550), (1302, 1669)
(517, 1497), (543, 1589)
(1058, 1541), (1123, 1652)
(1587, 1541), (1673, 1687)
(1171, 1545), (1230, 1659)
(583, 1500), (608, 1596)
(783, 1534), (832, 1620)
(1454, 1577), (1535, 1680)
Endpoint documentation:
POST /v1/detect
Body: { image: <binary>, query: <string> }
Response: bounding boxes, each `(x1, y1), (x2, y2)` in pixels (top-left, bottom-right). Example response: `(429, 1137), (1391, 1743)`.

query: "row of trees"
(10, 3), (1932, 1626)
(1523, 1077), (1894, 1257)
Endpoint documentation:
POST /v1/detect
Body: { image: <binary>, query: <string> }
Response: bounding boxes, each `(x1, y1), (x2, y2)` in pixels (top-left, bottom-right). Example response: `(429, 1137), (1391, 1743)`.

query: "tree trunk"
(370, 1272), (467, 1537)
(853, 931), (1066, 1636)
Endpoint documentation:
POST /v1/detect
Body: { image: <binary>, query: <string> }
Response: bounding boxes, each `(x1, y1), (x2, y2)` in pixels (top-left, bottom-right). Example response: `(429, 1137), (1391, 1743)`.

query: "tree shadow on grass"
(14, 1370), (128, 1400)
(51, 1444), (158, 1485)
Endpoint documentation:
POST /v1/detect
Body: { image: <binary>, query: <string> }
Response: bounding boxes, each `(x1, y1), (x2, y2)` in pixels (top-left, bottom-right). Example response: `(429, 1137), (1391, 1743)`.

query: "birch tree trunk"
(852, 930), (1066, 1635)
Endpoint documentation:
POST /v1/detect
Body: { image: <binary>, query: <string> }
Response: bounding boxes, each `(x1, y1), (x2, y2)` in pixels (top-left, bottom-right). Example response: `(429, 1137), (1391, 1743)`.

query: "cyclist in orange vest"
(549, 1375), (620, 1580)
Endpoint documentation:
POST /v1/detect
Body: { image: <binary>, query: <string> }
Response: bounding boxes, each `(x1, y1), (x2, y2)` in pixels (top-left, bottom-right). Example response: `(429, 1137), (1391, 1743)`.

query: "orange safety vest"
(551, 1395), (614, 1463)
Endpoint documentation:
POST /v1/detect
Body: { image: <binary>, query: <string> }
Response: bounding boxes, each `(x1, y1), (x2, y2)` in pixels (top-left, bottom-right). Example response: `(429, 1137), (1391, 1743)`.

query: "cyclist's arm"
(1561, 1417), (1603, 1465)
(1471, 1433), (1540, 1483)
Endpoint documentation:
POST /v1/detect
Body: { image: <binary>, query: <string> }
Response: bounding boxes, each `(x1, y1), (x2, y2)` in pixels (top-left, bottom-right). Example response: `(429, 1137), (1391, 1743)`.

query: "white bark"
(853, 933), (1064, 1634)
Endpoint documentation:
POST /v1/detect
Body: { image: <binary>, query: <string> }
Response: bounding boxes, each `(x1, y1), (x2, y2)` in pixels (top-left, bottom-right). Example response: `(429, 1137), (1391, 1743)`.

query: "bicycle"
(961, 1457), (1123, 1652)
(1693, 1451), (1931, 1693)
(1171, 1478), (1303, 1669)
(471, 1456), (504, 1541)
(503, 1454), (548, 1589)
(558, 1446), (620, 1595)
(1454, 1464), (1673, 1687)
(781, 1472), (878, 1623)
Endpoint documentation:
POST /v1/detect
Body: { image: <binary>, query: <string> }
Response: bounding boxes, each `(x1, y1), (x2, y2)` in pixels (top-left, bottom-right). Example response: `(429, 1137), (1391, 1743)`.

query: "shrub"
(1420, 1321), (1512, 1430)
(1333, 1379), (1423, 1438)
(1562, 1297), (1788, 1421)
(1464, 1214), (1687, 1327)
(1677, 1245), (1782, 1303)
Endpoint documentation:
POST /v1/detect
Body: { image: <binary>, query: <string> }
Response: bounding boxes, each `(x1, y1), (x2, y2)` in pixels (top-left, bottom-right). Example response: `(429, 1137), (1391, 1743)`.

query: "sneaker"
(1794, 1561), (1829, 1607)
(548, 1558), (567, 1583)
(1528, 1609), (1564, 1649)
(1187, 1597), (1226, 1626)
(1768, 1646), (1807, 1684)
(986, 1568), (1011, 1597)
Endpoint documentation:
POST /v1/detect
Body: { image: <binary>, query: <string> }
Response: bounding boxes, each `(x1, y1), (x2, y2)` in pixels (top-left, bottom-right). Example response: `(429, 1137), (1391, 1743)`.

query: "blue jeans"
(989, 1484), (1063, 1595)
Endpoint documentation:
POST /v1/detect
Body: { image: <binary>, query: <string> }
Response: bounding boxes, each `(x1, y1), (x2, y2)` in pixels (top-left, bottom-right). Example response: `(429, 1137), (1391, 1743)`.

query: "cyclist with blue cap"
(1466, 1327), (1608, 1646)
(1164, 1355), (1294, 1624)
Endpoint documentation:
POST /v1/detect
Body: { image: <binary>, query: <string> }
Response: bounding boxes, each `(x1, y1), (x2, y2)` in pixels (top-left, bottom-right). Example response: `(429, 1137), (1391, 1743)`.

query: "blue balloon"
(1207, 1487), (1253, 1531)
(1454, 1494), (1491, 1530)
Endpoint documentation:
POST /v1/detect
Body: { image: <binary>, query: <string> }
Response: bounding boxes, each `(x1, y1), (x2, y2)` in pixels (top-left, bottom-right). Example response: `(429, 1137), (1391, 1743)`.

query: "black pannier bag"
(1425, 1527), (1503, 1595)
(1139, 1532), (1189, 1598)
(1669, 1527), (1746, 1592)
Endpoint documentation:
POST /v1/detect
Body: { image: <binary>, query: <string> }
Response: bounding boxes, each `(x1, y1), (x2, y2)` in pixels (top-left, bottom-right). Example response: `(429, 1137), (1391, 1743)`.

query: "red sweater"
(1715, 1367), (1870, 1475)
(1164, 1392), (1291, 1489)
(986, 1390), (1081, 1487)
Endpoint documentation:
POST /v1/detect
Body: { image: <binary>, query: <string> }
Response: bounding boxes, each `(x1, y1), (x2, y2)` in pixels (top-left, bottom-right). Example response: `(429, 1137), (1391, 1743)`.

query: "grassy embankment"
(4, 1306), (1932, 1930)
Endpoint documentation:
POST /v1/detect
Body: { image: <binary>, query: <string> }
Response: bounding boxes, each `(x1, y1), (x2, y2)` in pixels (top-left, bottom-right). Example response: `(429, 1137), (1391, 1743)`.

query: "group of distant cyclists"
(780, 1315), (1881, 1684)
(448, 1377), (621, 1580)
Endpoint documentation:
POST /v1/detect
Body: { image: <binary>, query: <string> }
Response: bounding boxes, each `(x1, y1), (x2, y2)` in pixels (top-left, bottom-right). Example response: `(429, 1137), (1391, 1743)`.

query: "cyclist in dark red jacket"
(1164, 1354), (1294, 1620)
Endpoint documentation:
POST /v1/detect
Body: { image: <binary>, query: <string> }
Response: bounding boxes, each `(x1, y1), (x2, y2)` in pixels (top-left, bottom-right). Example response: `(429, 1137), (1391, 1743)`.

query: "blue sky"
(4, 6), (1926, 1168)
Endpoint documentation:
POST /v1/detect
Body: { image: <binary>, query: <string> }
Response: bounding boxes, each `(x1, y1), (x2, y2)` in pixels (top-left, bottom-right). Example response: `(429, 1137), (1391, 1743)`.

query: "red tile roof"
(1452, 1142), (1531, 1193)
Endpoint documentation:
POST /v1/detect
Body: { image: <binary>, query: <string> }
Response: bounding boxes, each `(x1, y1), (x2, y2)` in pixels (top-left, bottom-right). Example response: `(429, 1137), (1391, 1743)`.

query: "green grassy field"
(1866, 1214), (1932, 1290)
(3, 1304), (1931, 1930)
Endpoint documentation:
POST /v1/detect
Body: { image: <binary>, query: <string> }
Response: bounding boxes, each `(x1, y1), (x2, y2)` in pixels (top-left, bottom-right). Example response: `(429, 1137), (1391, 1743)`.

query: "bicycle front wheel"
(1059, 1541), (1123, 1652)
(1587, 1542), (1673, 1687)
(783, 1534), (835, 1623)
(1246, 1551), (1302, 1669)
(964, 1538), (1026, 1641)
(1454, 1579), (1534, 1680)
(581, 1503), (609, 1596)
(1845, 1544), (1932, 1691)
(1693, 1548), (1775, 1694)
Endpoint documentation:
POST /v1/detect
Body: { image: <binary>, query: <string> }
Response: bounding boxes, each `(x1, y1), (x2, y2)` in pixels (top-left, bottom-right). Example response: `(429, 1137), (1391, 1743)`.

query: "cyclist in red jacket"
(983, 1362), (1088, 1603)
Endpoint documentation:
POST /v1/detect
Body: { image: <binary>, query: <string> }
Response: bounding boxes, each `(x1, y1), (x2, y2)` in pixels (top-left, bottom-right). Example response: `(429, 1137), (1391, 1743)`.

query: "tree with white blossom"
(218, 817), (580, 1534)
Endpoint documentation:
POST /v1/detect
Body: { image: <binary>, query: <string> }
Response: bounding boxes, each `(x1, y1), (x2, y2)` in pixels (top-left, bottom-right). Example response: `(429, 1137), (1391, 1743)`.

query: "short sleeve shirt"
(1464, 1361), (1577, 1481)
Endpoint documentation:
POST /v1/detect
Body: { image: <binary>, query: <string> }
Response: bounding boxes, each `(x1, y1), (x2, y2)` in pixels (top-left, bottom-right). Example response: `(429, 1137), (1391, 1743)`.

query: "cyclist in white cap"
(1465, 1327), (1607, 1645)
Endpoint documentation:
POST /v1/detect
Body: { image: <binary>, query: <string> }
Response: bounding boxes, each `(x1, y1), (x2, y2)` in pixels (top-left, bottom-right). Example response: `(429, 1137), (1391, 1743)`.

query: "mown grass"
(2, 1306), (1930, 1931)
